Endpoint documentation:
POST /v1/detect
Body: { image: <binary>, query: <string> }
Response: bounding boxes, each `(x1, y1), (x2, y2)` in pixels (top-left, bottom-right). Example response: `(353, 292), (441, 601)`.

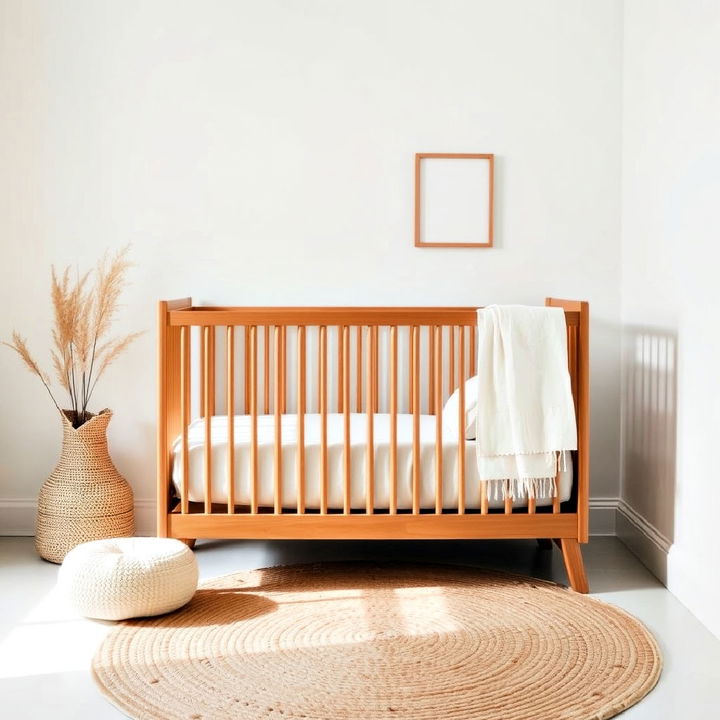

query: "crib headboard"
(157, 299), (589, 542)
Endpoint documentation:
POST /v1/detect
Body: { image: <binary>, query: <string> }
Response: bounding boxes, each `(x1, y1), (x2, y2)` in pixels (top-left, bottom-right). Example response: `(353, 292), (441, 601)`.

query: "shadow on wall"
(622, 326), (677, 550)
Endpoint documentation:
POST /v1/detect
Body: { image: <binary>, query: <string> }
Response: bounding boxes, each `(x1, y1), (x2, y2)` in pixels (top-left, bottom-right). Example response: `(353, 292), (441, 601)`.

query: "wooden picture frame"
(414, 153), (494, 248)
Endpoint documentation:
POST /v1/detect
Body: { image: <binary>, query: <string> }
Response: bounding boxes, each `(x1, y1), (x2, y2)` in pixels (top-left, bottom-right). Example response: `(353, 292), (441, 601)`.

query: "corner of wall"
(615, 499), (671, 584)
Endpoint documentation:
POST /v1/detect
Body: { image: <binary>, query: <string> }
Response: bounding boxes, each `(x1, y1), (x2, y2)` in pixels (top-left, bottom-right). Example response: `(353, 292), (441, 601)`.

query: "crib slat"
(274, 326), (283, 514)
(429, 326), (435, 414)
(504, 488), (512, 514)
(466, 326), (471, 381)
(366, 326), (375, 515)
(180, 326), (190, 514)
(203, 326), (212, 513)
(343, 325), (351, 514)
(356, 325), (362, 413)
(320, 325), (328, 514)
(389, 326), (398, 515)
(434, 325), (443, 514)
(412, 325), (420, 515)
(458, 326), (466, 514)
(250, 326), (259, 514)
(244, 326), (250, 414)
(372, 325), (379, 412)
(297, 326), (306, 514)
(200, 326), (216, 417)
(227, 326), (235, 514)
(315, 328), (320, 414)
(199, 326), (205, 418)
(553, 465), (561, 513)
(209, 328), (215, 416)
(470, 325), (476, 378)
(528, 495), (536, 514)
(198, 327), (205, 418)
(264, 325), (270, 414)
(338, 325), (344, 413)
(408, 326), (414, 414)
(449, 325), (455, 393)
(480, 481), (488, 514)
(281, 326), (287, 415)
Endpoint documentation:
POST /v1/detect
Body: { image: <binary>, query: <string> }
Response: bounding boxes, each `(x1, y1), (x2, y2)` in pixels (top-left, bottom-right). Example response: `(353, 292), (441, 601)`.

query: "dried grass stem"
(3, 245), (142, 428)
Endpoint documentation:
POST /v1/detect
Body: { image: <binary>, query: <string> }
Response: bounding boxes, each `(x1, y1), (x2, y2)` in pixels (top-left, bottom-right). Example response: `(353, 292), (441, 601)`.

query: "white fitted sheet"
(171, 414), (573, 511)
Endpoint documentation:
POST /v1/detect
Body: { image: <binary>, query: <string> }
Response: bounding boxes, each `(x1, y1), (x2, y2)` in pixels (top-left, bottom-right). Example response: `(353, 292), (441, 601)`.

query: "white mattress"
(171, 414), (572, 511)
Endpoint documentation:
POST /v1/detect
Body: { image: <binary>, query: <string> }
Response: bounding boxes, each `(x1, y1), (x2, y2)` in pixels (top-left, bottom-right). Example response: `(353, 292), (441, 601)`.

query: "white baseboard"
(2, 496), (618, 538)
(616, 499), (671, 584)
(588, 497), (618, 536)
(0, 499), (36, 536)
(0, 498), (157, 537)
(134, 499), (156, 536)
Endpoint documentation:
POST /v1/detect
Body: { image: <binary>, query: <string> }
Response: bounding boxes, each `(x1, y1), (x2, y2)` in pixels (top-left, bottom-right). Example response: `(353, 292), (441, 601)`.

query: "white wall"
(621, 0), (720, 637)
(0, 1), (623, 527)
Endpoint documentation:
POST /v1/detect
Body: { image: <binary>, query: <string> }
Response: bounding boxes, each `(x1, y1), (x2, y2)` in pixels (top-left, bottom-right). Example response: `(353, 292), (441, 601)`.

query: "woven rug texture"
(93, 563), (661, 720)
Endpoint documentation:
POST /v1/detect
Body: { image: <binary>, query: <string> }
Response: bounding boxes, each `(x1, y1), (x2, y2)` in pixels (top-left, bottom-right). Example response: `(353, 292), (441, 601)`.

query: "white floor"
(1, 536), (719, 719)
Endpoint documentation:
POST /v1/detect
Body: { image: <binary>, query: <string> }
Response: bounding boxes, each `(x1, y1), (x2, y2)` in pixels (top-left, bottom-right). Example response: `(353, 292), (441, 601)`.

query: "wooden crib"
(156, 298), (590, 592)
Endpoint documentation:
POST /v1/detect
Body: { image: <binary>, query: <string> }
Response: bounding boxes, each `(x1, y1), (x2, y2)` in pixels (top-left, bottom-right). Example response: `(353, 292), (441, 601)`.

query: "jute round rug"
(92, 563), (661, 720)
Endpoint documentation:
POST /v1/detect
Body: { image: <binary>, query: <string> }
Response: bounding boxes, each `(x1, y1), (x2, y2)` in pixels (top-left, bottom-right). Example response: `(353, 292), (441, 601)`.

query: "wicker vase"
(35, 409), (134, 564)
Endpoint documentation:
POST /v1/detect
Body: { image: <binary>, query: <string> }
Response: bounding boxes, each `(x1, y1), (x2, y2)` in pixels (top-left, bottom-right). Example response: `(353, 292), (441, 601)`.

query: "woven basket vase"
(35, 409), (134, 564)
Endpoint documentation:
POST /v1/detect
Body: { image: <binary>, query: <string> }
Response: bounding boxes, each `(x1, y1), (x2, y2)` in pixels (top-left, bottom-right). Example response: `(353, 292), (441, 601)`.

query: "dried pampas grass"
(2, 246), (142, 428)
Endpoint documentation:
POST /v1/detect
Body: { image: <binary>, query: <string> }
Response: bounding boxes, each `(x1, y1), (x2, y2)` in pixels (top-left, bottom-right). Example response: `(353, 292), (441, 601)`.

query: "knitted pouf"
(59, 537), (198, 620)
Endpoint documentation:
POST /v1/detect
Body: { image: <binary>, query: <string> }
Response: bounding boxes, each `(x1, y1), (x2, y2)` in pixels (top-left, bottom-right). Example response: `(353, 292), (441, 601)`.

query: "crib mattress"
(171, 413), (573, 511)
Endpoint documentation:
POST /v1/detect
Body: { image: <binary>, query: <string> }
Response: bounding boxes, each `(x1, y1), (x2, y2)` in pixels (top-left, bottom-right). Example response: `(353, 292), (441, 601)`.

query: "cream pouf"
(58, 537), (198, 621)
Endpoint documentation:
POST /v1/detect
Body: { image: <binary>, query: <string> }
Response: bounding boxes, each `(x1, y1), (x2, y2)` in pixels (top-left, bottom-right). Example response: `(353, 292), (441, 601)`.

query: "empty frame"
(414, 153), (494, 248)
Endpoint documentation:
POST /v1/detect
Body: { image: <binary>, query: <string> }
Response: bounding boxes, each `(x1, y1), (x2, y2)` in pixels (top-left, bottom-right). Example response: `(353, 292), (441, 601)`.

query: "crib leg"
(559, 538), (589, 593)
(179, 538), (196, 550)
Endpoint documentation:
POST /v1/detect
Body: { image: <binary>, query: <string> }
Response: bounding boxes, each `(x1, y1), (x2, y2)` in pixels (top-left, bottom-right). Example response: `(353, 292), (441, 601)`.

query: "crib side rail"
(157, 301), (588, 540)
(169, 307), (481, 327)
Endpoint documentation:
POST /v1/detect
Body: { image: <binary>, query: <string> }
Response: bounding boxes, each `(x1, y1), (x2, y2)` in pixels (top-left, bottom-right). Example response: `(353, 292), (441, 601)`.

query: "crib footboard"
(157, 299), (590, 590)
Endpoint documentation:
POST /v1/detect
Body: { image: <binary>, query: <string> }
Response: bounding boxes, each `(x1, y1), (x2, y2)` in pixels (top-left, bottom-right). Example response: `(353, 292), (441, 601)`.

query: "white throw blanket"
(475, 305), (577, 500)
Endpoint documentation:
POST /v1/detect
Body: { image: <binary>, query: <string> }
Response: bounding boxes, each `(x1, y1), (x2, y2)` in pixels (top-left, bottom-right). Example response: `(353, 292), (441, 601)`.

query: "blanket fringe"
(487, 476), (558, 502)
(481, 451), (567, 501)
